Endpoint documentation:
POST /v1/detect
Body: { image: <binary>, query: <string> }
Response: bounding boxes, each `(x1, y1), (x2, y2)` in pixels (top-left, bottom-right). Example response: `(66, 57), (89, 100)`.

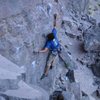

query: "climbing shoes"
(40, 73), (47, 80)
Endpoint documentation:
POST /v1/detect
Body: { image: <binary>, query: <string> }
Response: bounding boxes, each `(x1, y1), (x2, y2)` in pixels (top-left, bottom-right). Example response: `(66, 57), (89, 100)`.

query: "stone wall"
(0, 0), (100, 100)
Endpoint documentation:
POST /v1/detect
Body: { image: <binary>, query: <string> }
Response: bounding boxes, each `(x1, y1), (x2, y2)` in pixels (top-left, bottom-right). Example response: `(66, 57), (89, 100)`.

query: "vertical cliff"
(0, 0), (100, 100)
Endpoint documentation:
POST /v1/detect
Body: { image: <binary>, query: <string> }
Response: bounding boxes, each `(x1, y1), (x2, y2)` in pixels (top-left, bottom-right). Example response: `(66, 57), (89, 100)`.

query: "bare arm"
(39, 48), (49, 53)
(38, 14), (57, 53)
(53, 14), (57, 27)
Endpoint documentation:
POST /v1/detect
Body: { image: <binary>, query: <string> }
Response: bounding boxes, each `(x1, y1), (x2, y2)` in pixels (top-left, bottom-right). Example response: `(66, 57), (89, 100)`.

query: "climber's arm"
(52, 14), (57, 37)
(39, 48), (49, 53)
(52, 28), (57, 35)
(53, 14), (57, 27)
(39, 41), (50, 53)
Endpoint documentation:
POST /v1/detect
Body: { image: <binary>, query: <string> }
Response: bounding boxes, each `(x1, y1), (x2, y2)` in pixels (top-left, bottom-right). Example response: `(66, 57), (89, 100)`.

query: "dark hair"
(57, 94), (64, 100)
(47, 33), (54, 41)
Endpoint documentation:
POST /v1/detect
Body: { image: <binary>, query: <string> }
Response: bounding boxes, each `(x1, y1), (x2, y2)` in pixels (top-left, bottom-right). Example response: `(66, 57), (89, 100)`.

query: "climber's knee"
(47, 53), (56, 67)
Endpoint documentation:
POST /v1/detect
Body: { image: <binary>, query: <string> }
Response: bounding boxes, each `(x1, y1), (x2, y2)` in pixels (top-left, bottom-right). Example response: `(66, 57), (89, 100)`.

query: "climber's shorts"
(47, 53), (57, 67)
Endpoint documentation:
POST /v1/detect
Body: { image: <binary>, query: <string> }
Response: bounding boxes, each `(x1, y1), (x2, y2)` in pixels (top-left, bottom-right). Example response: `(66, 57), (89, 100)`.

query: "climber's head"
(47, 33), (54, 41)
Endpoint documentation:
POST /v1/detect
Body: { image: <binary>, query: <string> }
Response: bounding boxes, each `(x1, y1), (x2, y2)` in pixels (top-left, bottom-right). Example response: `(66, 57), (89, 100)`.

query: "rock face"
(0, 55), (49, 100)
(2, 81), (49, 100)
(0, 55), (23, 92)
(0, 0), (100, 100)
(83, 24), (100, 77)
(84, 25), (100, 52)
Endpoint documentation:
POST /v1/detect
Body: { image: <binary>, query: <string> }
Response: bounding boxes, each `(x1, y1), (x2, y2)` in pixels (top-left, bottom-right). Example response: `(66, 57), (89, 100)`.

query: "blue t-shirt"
(45, 28), (59, 51)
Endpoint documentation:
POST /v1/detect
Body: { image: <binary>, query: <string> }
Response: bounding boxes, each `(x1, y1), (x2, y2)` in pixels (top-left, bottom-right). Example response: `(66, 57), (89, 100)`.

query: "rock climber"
(38, 14), (62, 80)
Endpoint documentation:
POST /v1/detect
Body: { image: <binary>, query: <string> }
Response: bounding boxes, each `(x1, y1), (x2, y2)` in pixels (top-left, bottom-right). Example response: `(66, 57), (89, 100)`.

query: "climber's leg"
(44, 53), (57, 75)
(40, 53), (57, 80)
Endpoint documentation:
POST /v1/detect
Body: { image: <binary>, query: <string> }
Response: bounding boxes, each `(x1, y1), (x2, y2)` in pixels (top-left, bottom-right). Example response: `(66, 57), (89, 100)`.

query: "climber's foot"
(40, 74), (47, 80)
(50, 65), (53, 69)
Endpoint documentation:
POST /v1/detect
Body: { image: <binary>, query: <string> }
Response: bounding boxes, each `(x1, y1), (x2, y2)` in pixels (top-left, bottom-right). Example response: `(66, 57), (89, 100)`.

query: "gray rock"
(74, 65), (97, 95)
(83, 25), (100, 77)
(0, 55), (25, 91)
(0, 0), (41, 19)
(0, 79), (18, 92)
(70, 83), (82, 100)
(0, 0), (99, 100)
(66, 70), (75, 83)
(88, 17), (96, 25)
(84, 25), (100, 52)
(78, 21), (92, 32)
(0, 96), (5, 100)
(65, 32), (76, 39)
(62, 91), (75, 100)
(59, 48), (77, 70)
(81, 14), (89, 21)
(81, 96), (96, 100)
(1, 81), (49, 100)
(60, 0), (89, 15)
(50, 91), (63, 100)
(0, 20), (8, 37)
(92, 59), (100, 77)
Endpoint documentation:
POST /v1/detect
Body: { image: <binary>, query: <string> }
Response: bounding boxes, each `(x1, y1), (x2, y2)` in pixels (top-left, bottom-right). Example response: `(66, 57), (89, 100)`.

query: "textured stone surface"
(74, 65), (97, 95)
(70, 83), (81, 100)
(84, 25), (100, 52)
(83, 24), (100, 78)
(0, 0), (41, 19)
(0, 96), (5, 100)
(0, 0), (100, 100)
(62, 91), (75, 100)
(2, 81), (49, 100)
(81, 96), (96, 100)
(0, 55), (25, 92)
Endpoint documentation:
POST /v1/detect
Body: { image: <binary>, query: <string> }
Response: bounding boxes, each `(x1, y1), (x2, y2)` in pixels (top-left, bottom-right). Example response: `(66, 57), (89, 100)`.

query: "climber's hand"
(33, 50), (39, 54)
(39, 48), (49, 53)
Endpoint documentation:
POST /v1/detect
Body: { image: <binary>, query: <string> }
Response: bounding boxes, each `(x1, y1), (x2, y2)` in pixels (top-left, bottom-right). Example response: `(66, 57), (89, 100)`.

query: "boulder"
(1, 81), (49, 100)
(74, 66), (97, 95)
(83, 25), (100, 52)
(0, 96), (5, 100)
(62, 91), (75, 100)
(59, 48), (77, 70)
(92, 59), (100, 77)
(70, 83), (82, 100)
(0, 55), (25, 91)
(81, 96), (96, 100)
